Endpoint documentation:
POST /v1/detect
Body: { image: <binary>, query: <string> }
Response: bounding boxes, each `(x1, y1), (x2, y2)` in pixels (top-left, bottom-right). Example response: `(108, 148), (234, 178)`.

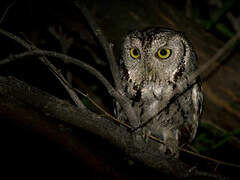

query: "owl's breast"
(141, 82), (174, 102)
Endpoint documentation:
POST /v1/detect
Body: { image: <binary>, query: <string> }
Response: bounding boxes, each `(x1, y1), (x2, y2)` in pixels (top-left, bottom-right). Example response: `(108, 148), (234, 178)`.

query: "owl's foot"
(140, 128), (179, 157)
(134, 127), (149, 143)
(161, 137), (179, 158)
(157, 128), (179, 158)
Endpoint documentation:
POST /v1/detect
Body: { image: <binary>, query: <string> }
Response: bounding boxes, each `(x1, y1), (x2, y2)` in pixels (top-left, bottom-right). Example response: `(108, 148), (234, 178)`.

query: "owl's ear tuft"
(176, 31), (185, 36)
(125, 29), (141, 39)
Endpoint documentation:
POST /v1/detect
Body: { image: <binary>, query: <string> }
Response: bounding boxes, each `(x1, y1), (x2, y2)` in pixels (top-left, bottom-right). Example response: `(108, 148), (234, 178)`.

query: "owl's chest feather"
(129, 80), (194, 125)
(127, 80), (174, 105)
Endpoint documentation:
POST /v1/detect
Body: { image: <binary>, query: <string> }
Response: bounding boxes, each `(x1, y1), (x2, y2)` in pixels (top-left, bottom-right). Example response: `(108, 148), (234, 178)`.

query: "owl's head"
(120, 27), (197, 87)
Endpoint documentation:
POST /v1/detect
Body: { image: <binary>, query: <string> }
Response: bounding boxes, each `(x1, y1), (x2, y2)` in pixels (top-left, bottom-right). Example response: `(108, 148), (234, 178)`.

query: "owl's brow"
(151, 41), (167, 48)
(130, 36), (143, 44)
(144, 35), (169, 49)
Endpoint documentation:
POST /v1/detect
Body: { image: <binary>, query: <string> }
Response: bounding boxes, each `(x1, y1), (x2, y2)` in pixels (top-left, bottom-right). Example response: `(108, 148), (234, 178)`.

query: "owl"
(115, 27), (203, 157)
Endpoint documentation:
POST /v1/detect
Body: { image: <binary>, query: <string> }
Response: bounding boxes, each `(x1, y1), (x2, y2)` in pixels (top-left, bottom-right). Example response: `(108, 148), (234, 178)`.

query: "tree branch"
(0, 75), (192, 179)
(0, 50), (116, 101)
(74, 1), (140, 128)
(0, 47), (140, 127)
(0, 28), (85, 109)
(74, 1), (122, 91)
(0, 0), (16, 24)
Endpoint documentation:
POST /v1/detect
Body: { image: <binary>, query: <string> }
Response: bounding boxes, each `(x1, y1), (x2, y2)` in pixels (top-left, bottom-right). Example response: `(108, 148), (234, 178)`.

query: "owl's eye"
(156, 48), (171, 59)
(130, 48), (141, 59)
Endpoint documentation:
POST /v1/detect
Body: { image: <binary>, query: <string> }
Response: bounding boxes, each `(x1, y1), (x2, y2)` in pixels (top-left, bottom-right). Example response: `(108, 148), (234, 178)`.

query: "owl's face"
(120, 27), (197, 88)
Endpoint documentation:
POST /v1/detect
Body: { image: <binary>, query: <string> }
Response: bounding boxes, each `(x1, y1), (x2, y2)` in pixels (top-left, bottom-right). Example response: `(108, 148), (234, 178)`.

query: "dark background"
(0, 0), (240, 179)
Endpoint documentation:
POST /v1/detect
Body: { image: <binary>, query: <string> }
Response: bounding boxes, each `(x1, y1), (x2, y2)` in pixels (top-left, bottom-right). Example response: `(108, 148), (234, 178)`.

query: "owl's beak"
(144, 60), (158, 82)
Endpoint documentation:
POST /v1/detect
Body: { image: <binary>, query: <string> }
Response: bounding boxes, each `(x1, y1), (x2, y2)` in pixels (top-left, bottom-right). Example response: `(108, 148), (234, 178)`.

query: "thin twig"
(72, 83), (240, 168)
(73, 87), (132, 129)
(0, 0), (16, 24)
(148, 134), (240, 169)
(48, 25), (74, 54)
(79, 86), (240, 169)
(0, 28), (139, 128)
(220, 87), (240, 103)
(204, 84), (240, 119)
(83, 45), (107, 66)
(0, 50), (114, 94)
(190, 29), (240, 84)
(226, 13), (240, 32)
(74, 86), (240, 169)
(213, 0), (240, 32)
(74, 1), (122, 90)
(0, 49), (140, 127)
(74, 1), (140, 128)
(48, 25), (74, 87)
(0, 28), (85, 109)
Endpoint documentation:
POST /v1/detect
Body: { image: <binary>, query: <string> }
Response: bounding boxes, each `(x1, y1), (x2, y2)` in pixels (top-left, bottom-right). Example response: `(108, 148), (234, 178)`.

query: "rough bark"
(0, 76), (191, 179)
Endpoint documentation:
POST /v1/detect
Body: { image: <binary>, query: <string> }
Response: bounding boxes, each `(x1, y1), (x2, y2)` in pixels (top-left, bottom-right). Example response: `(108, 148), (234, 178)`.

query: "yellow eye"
(156, 48), (171, 59)
(130, 48), (140, 59)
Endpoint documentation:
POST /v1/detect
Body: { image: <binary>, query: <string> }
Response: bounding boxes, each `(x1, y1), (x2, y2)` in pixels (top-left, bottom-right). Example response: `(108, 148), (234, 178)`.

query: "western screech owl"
(115, 27), (203, 157)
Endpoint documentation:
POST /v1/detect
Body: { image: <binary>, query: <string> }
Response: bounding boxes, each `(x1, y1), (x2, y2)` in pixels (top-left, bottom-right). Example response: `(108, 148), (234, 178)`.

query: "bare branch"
(73, 1), (140, 127)
(74, 87), (132, 129)
(0, 28), (85, 109)
(0, 50), (114, 94)
(0, 75), (191, 179)
(0, 48), (140, 127)
(0, 0), (16, 24)
(83, 45), (107, 66)
(190, 29), (240, 85)
(0, 75), (231, 179)
(0, 28), (139, 128)
(48, 25), (74, 54)
(48, 25), (75, 91)
(148, 134), (240, 169)
(74, 1), (122, 91)
(212, 0), (240, 32)
(226, 13), (240, 32)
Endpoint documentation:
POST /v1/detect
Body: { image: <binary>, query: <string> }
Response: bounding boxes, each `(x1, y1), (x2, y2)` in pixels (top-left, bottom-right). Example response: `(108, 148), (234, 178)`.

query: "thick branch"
(0, 75), (191, 179)
(0, 48), (139, 128)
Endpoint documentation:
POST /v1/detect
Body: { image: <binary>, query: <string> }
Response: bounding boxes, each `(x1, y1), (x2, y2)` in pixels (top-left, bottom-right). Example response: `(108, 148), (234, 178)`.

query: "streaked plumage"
(115, 27), (203, 157)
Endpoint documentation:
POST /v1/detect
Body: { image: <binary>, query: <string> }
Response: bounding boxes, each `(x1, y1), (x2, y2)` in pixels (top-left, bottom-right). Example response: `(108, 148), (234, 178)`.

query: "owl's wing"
(178, 80), (203, 145)
(191, 81), (203, 138)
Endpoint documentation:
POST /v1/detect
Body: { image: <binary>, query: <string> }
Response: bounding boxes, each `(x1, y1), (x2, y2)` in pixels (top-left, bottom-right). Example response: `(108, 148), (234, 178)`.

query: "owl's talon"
(138, 127), (150, 144)
(163, 138), (179, 158)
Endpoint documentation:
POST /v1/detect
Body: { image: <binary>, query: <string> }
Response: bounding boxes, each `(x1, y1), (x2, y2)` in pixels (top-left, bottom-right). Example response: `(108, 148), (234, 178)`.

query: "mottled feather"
(115, 27), (203, 157)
